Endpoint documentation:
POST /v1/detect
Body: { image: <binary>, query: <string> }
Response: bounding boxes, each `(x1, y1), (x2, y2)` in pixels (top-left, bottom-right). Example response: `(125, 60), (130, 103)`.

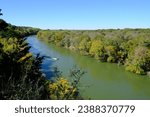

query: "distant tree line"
(37, 29), (150, 75)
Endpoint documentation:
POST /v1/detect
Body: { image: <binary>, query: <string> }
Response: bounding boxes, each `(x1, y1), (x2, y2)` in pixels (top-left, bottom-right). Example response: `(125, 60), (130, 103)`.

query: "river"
(27, 35), (150, 99)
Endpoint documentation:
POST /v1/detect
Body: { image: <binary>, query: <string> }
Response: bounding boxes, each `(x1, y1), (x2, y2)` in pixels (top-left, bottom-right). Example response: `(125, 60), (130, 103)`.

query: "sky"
(0, 0), (150, 29)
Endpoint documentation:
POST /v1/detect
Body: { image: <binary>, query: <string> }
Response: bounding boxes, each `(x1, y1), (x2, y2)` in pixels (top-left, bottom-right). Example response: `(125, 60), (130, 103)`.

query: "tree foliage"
(37, 29), (150, 75)
(0, 9), (3, 16)
(0, 19), (83, 99)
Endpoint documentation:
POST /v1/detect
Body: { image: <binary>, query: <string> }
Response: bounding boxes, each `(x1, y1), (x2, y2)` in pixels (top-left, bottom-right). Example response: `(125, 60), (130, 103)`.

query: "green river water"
(27, 36), (150, 100)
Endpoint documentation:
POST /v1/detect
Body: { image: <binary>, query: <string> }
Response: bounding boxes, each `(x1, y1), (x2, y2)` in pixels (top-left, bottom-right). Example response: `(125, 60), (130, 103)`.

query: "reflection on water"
(27, 35), (150, 99)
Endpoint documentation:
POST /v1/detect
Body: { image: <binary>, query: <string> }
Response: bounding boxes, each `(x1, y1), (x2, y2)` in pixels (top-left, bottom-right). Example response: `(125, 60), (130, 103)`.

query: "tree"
(78, 35), (91, 55)
(0, 9), (3, 16)
(0, 36), (48, 99)
(125, 46), (150, 74)
(89, 40), (106, 60)
(47, 67), (84, 100)
(0, 19), (8, 31)
(105, 45), (117, 62)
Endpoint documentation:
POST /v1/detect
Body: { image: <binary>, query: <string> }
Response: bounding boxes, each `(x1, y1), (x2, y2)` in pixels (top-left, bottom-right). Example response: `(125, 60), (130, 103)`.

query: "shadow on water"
(27, 36), (57, 79)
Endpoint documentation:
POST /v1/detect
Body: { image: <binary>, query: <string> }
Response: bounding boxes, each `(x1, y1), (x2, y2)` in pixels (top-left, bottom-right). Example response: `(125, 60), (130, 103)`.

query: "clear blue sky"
(0, 0), (150, 29)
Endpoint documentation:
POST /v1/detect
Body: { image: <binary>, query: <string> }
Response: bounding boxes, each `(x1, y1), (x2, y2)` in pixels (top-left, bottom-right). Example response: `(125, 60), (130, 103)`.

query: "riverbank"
(27, 35), (150, 99)
(37, 29), (150, 75)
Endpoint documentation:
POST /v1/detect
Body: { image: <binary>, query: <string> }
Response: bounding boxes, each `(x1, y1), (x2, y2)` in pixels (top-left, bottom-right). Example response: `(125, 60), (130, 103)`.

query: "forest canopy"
(37, 29), (150, 75)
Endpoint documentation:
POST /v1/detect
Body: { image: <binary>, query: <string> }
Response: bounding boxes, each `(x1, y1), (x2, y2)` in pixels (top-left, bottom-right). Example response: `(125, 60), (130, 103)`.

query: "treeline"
(0, 19), (40, 38)
(37, 29), (150, 75)
(0, 19), (82, 99)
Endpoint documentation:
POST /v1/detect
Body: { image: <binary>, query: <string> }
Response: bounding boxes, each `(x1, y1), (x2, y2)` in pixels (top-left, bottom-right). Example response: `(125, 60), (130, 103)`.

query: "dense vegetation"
(0, 19), (40, 38)
(37, 29), (150, 75)
(0, 19), (82, 99)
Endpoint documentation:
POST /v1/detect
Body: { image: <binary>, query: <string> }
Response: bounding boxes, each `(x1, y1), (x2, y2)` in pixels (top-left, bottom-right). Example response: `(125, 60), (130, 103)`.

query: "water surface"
(27, 36), (150, 99)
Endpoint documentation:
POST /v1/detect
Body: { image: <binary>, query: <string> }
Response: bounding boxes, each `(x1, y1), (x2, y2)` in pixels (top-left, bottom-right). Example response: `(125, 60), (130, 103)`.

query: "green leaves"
(0, 19), (8, 31)
(89, 40), (104, 59)
(37, 29), (150, 75)
(79, 35), (91, 54)
(125, 46), (150, 74)
(48, 67), (84, 100)
(0, 19), (46, 99)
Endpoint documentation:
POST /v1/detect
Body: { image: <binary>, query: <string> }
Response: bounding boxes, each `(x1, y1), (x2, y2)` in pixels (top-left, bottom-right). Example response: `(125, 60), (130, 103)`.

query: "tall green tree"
(89, 40), (106, 60)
